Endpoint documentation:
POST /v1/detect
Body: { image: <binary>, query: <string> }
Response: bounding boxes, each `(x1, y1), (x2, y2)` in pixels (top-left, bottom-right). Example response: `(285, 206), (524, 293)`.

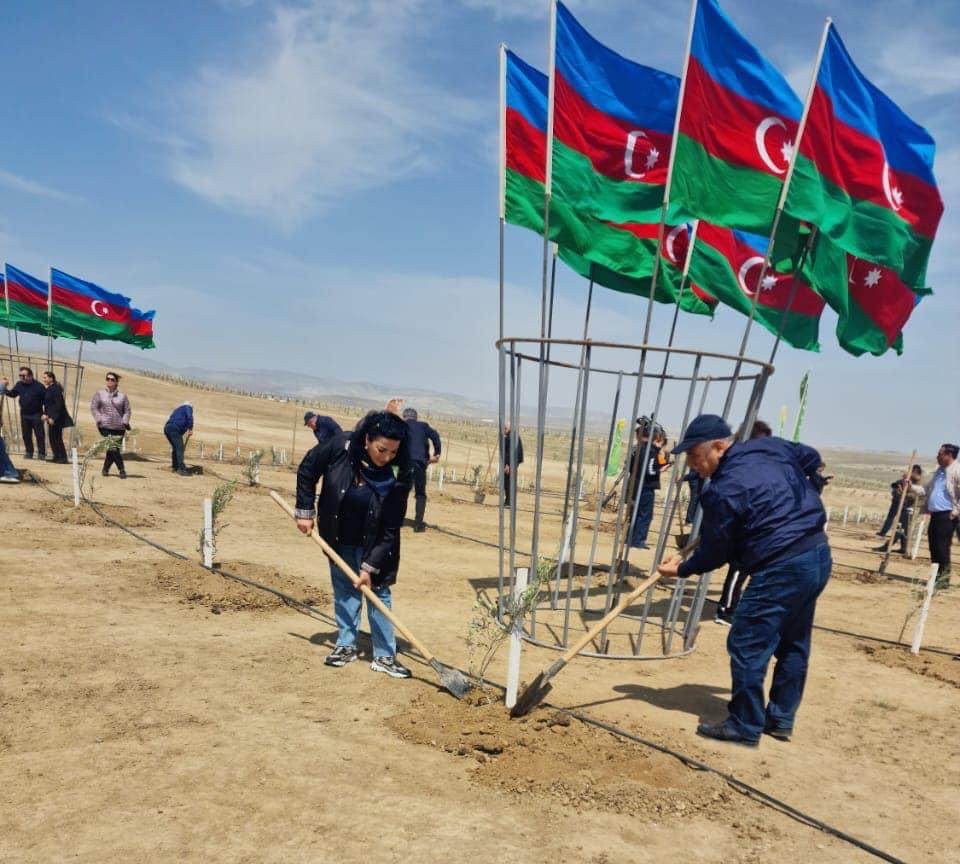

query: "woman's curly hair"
(347, 410), (413, 484)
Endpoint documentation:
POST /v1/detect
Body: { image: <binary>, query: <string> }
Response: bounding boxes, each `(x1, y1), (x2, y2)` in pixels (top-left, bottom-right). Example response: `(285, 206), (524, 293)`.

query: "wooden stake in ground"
(202, 498), (214, 568)
(291, 409), (298, 464)
(878, 449), (917, 577)
(71, 447), (80, 507)
(269, 491), (471, 700)
(910, 564), (939, 655)
(504, 567), (530, 710)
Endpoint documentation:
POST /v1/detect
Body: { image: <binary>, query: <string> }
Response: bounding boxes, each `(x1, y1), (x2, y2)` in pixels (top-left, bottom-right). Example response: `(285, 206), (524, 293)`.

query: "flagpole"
(70, 336), (85, 450)
(498, 42), (508, 345)
(607, 0), (699, 582)
(528, 0), (558, 582)
(47, 266), (53, 367)
(721, 17), (833, 421)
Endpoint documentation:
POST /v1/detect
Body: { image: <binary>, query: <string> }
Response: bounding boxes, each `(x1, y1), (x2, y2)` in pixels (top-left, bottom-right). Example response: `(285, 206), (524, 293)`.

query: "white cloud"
(166, 0), (480, 227)
(0, 169), (79, 203)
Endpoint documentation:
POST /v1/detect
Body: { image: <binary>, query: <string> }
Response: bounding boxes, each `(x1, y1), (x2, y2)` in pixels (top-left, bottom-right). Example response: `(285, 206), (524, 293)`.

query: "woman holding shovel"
(295, 410), (414, 678)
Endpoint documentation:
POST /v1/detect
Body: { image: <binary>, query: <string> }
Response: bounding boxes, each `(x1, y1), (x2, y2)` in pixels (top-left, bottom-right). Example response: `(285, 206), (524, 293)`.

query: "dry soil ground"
(1, 362), (958, 863)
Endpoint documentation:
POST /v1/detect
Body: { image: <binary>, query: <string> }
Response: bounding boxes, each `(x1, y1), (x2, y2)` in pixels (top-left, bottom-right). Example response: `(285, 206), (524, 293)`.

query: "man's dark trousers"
(164, 425), (186, 471)
(629, 487), (655, 548)
(879, 496), (899, 535)
(726, 542), (832, 740)
(928, 511), (954, 575)
(21, 414), (46, 459)
(411, 461), (427, 526)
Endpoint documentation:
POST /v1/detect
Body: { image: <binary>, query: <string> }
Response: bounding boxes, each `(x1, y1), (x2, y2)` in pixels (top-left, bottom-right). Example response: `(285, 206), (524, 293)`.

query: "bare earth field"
(1, 363), (958, 863)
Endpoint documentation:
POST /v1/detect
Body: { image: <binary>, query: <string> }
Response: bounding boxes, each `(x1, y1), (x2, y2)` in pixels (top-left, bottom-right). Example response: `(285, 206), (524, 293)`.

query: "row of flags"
(499, 0), (942, 356)
(1, 263), (155, 349)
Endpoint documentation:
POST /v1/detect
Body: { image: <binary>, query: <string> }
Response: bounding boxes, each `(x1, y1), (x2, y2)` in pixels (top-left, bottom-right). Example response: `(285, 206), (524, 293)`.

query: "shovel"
(511, 539), (700, 717)
(269, 490), (472, 700)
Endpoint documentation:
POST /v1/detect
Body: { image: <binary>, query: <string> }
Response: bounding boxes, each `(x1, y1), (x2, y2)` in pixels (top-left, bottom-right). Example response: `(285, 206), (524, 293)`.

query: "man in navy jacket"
(402, 408), (441, 532)
(658, 414), (830, 747)
(1, 367), (47, 459)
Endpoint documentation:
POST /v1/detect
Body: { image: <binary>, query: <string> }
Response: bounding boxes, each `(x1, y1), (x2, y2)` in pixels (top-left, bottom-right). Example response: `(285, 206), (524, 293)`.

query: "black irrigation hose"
(18, 469), (922, 862)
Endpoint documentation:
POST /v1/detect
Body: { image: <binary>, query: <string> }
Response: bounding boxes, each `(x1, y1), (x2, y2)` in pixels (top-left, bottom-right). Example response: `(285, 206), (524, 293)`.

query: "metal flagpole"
(720, 17), (833, 420)
(528, 0), (558, 581)
(47, 266), (54, 367)
(498, 42), (508, 346)
(69, 337), (84, 450)
(605, 0), (699, 584)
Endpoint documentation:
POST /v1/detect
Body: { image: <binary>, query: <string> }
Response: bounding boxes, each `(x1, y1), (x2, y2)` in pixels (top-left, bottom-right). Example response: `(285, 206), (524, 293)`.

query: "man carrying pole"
(658, 414), (830, 747)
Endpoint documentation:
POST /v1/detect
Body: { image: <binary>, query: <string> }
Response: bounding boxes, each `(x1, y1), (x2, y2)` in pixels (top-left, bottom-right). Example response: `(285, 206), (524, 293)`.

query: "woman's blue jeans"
(329, 543), (396, 659)
(725, 542), (832, 740)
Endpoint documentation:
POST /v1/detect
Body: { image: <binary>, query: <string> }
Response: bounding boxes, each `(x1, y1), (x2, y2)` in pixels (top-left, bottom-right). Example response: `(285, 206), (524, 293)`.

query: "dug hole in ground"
(1, 362), (957, 863)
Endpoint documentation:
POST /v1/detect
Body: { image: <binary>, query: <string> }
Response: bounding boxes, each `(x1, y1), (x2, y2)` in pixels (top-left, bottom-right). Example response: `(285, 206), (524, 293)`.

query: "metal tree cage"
(495, 337), (772, 660)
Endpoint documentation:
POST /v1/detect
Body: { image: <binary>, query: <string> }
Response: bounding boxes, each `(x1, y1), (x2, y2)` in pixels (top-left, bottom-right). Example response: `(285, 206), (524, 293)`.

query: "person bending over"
(658, 414), (830, 747)
(295, 410), (413, 679)
(164, 402), (194, 476)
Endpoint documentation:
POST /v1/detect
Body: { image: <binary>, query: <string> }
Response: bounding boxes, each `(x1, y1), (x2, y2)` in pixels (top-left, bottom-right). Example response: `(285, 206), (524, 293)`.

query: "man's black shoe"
(177, 468), (191, 477)
(763, 724), (792, 742)
(413, 523), (426, 533)
(119, 470), (127, 479)
(696, 721), (759, 747)
(101, 468), (109, 477)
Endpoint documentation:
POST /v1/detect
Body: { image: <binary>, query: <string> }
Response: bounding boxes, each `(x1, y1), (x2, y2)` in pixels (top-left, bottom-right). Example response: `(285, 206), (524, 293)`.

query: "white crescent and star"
(755, 116), (791, 175)
(882, 161), (904, 211)
(737, 256), (765, 297)
(624, 130), (649, 179)
(665, 224), (686, 265)
(91, 300), (110, 318)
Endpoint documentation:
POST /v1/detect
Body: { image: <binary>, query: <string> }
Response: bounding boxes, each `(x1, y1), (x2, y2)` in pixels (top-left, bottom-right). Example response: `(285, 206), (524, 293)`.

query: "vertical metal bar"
(561, 344), (591, 646)
(510, 352), (524, 633)
(583, 371), (623, 608)
(496, 341), (508, 619)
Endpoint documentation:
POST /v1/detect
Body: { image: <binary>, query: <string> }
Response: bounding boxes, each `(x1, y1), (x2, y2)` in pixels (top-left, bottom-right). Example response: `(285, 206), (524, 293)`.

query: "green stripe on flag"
(785, 155), (934, 291)
(670, 134), (783, 236)
(51, 306), (128, 340)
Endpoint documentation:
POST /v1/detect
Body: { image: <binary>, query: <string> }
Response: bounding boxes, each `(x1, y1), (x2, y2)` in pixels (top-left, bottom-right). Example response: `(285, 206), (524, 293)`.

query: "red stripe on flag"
(697, 224), (824, 316)
(800, 87), (942, 239)
(846, 256), (916, 346)
(554, 74), (670, 187)
(51, 286), (132, 324)
(691, 283), (718, 306)
(604, 220), (660, 242)
(6, 280), (47, 309)
(506, 107), (546, 183)
(679, 58), (799, 179)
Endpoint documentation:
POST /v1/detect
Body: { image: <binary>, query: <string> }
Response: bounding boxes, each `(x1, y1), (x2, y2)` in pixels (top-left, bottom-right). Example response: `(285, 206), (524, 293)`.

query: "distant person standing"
(304, 411), (342, 447)
(627, 417), (663, 551)
(872, 465), (924, 555)
(0, 367), (47, 460)
(925, 444), (959, 590)
(164, 402), (194, 476)
(41, 371), (72, 464)
(90, 371), (131, 479)
(402, 408), (441, 533)
(500, 422), (524, 507)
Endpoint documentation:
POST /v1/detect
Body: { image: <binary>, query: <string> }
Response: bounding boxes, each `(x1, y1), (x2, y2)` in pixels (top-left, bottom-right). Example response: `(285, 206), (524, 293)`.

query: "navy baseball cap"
(303, 411), (316, 425)
(671, 414), (732, 455)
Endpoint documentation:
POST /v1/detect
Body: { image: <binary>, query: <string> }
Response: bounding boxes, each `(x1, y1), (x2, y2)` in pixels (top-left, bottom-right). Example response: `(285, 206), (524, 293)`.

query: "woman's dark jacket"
(43, 383), (73, 427)
(295, 432), (411, 586)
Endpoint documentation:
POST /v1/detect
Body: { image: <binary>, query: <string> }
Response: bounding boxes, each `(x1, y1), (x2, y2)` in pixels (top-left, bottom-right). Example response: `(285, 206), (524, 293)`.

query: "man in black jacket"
(402, 408), (441, 532)
(304, 411), (342, 446)
(501, 422), (524, 507)
(1, 367), (47, 459)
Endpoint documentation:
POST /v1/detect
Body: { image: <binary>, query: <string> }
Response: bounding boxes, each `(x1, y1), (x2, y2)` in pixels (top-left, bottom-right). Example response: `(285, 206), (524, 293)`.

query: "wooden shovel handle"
(269, 490), (436, 662)
(557, 571), (661, 664)
(557, 539), (701, 664)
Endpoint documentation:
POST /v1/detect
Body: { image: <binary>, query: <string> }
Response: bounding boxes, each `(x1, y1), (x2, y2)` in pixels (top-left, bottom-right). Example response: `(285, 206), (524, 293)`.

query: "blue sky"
(1, 0), (956, 454)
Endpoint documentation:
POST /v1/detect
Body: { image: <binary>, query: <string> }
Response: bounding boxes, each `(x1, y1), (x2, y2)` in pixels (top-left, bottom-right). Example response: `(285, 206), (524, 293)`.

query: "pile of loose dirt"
(388, 689), (734, 817)
(137, 559), (330, 613)
(858, 643), (960, 688)
(831, 563), (885, 584)
(29, 499), (158, 528)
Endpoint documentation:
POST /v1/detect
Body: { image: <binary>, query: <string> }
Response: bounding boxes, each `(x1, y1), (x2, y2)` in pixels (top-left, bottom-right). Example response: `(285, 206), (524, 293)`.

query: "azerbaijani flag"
(50, 268), (132, 340)
(671, 0), (802, 235)
(504, 48), (657, 278)
(783, 25), (942, 290)
(125, 308), (156, 349)
(689, 225), (824, 350)
(552, 1), (678, 226)
(3, 263), (52, 337)
(802, 234), (921, 356)
(559, 222), (717, 317)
